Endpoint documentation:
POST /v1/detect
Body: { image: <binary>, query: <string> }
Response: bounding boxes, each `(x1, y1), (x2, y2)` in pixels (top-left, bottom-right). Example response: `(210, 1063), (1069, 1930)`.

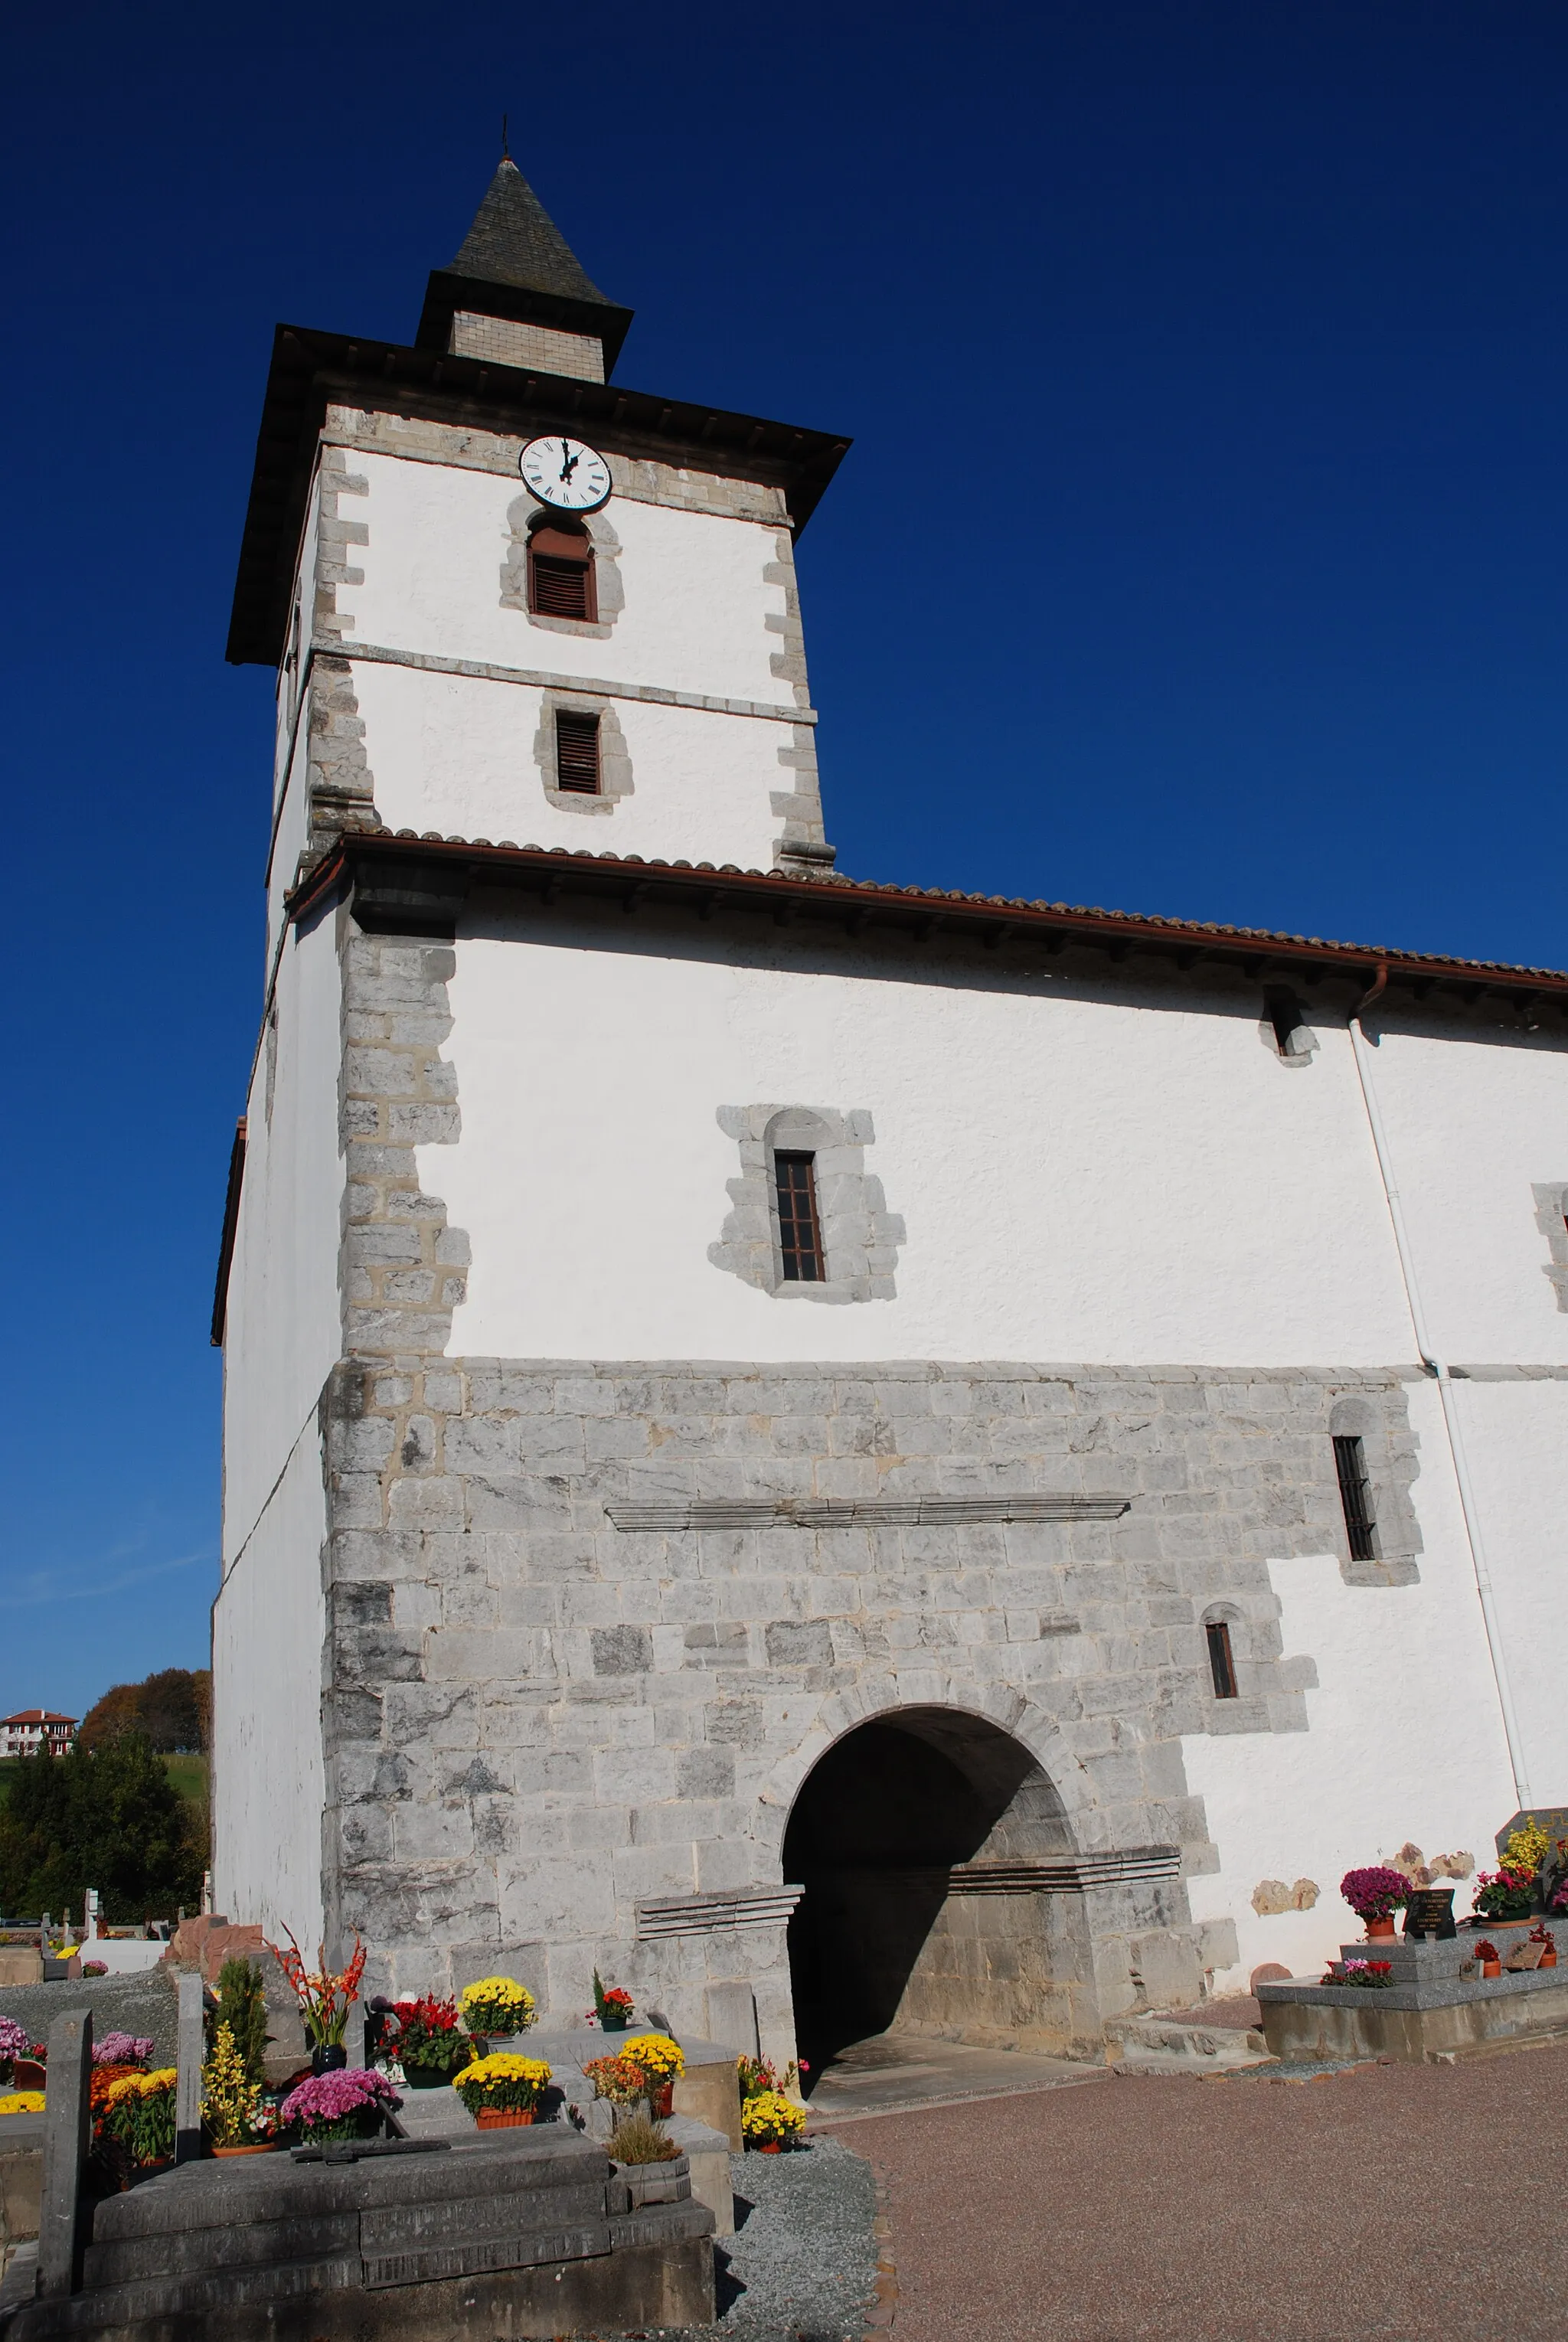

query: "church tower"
(214, 155), (1567, 2074)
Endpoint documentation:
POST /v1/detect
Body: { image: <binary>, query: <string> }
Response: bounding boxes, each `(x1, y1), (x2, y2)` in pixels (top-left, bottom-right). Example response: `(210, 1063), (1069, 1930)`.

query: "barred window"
(774, 1152), (825, 1282)
(554, 709), (602, 795)
(1333, 1434), (1377, 1562)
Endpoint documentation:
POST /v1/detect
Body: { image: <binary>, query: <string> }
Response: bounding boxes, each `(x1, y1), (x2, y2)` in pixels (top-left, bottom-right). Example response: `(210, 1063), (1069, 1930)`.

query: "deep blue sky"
(3, 0), (1565, 1721)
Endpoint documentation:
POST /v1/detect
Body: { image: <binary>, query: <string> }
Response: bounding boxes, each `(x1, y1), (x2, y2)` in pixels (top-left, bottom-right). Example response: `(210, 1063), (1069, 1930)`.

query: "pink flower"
(280, 2068), (401, 2130)
(0, 2018), (29, 2063)
(93, 2033), (153, 2067)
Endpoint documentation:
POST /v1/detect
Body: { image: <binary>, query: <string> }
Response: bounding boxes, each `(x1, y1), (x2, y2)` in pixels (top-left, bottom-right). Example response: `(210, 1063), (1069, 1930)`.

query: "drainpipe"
(1345, 963), (1532, 1808)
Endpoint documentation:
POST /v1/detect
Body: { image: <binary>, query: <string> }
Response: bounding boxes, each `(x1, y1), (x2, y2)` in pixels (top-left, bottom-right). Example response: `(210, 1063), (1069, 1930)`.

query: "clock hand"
(558, 442), (580, 481)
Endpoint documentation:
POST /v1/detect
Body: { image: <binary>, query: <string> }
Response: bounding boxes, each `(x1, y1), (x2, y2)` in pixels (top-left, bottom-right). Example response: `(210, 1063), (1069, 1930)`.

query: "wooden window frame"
(1205, 1619), (1238, 1700)
(773, 1150), (826, 1282)
(554, 707), (603, 795)
(528, 524), (597, 623)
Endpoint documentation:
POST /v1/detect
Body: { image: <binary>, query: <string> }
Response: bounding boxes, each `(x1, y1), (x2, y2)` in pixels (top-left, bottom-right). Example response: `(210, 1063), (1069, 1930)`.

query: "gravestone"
(36, 2008), (91, 2297)
(175, 1974), (204, 2165)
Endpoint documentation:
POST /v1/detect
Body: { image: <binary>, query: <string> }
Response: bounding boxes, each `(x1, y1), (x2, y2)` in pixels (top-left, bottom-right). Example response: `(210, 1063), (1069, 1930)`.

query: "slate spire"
(416, 156), (634, 369)
(446, 157), (612, 307)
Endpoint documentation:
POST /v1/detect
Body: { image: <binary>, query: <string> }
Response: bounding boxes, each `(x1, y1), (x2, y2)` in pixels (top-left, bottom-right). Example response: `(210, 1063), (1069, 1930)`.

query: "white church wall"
(1356, 1021), (1568, 1369)
(211, 1420), (327, 1946)
(266, 710), (315, 960)
(341, 449), (795, 710)
(1183, 1373), (1517, 1992)
(1445, 1377), (1568, 1805)
(221, 910), (343, 1558)
(426, 920), (1420, 1369)
(353, 658), (801, 870)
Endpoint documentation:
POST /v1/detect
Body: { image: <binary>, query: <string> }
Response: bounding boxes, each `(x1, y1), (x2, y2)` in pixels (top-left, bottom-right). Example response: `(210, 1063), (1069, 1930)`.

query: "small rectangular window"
(1205, 1620), (1238, 1700)
(1333, 1434), (1377, 1561)
(554, 708), (602, 794)
(775, 1151), (825, 1282)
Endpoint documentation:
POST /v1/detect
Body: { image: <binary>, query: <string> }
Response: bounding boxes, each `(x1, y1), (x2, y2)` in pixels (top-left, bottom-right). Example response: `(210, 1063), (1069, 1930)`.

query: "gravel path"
(645, 2136), (878, 2342)
(0, 1971), (179, 2065)
(829, 2041), (1568, 2342)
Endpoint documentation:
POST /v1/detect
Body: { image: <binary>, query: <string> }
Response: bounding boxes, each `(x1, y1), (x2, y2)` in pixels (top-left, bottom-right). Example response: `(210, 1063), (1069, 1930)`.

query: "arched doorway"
(783, 1707), (1098, 2074)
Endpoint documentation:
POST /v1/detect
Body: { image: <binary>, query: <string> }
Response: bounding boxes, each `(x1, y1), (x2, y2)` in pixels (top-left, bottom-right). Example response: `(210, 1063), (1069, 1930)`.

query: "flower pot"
(1481, 1960), (1501, 1978)
(211, 2141), (276, 2158)
(401, 2063), (455, 2090)
(600, 2013), (629, 2033)
(11, 2060), (46, 2092)
(757, 2141), (782, 2154)
(648, 2082), (674, 2118)
(475, 2107), (535, 2129)
(311, 2046), (348, 2077)
(1364, 1917), (1396, 1941)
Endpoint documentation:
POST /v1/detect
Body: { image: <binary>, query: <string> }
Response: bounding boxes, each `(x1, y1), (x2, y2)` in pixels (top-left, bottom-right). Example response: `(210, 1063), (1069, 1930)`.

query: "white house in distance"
(211, 156), (1568, 2069)
(2, 1712), (77, 1759)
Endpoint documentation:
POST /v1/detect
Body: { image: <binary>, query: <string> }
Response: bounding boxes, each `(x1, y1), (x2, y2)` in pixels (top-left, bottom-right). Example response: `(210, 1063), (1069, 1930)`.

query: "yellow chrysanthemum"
(740, 2089), (805, 2141)
(459, 1976), (536, 2029)
(0, 2092), (46, 2115)
(452, 2053), (552, 2087)
(621, 2033), (684, 2081)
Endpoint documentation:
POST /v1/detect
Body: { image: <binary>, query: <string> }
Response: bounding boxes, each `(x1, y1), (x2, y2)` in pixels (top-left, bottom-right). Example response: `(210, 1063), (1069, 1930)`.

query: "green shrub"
(213, 1957), (270, 2086)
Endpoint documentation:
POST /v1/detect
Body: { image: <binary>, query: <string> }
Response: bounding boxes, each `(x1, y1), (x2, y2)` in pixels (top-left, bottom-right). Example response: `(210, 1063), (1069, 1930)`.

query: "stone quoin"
(211, 154), (1568, 2066)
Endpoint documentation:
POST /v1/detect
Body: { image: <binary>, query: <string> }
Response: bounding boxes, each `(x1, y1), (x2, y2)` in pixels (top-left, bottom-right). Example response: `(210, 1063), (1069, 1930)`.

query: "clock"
(518, 434), (612, 514)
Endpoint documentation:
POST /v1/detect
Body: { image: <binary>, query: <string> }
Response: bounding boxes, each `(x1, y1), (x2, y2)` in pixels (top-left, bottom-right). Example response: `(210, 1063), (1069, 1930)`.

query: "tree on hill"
(78, 1667), (210, 1754)
(0, 1733), (205, 1923)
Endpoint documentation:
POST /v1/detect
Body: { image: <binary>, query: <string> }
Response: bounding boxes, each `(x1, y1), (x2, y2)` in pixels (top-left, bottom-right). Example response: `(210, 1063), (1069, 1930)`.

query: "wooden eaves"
(285, 831), (1568, 1010)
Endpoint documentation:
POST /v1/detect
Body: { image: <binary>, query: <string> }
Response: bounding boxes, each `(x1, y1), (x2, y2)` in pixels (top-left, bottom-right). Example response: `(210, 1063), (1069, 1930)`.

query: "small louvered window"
(775, 1152), (825, 1282)
(1206, 1620), (1238, 1700)
(554, 709), (602, 795)
(1333, 1434), (1377, 1562)
(529, 525), (596, 622)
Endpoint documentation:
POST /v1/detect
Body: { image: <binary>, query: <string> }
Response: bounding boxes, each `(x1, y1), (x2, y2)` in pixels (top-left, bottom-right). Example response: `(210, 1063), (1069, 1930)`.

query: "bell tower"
(228, 156), (848, 931)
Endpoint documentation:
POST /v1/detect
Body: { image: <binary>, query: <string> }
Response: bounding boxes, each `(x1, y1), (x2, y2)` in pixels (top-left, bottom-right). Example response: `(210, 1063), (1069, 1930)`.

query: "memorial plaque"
(1403, 1888), (1457, 1940)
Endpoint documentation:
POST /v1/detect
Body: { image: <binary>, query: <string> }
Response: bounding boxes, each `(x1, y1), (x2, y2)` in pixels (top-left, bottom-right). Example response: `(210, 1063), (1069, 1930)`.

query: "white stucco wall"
(222, 910), (344, 1554)
(1357, 1021), (1568, 1367)
(343, 451), (795, 707)
(214, 907), (341, 1933)
(351, 657), (799, 869)
(426, 923), (1420, 1368)
(211, 1422), (327, 1945)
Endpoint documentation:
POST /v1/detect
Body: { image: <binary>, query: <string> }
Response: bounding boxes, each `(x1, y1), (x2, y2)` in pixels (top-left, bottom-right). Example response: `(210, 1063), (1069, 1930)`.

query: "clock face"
(518, 435), (612, 513)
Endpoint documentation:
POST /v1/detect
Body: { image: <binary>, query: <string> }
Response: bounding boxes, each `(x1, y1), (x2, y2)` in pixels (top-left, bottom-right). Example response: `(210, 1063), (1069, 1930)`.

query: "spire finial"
(501, 113), (510, 162)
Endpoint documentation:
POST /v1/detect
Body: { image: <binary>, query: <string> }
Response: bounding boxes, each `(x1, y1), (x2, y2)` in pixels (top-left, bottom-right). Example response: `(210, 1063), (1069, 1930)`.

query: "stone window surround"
(1326, 1393), (1421, 1587)
(501, 498), (624, 645)
(1531, 1183), (1568, 1311)
(707, 1104), (906, 1303)
(531, 691), (634, 815)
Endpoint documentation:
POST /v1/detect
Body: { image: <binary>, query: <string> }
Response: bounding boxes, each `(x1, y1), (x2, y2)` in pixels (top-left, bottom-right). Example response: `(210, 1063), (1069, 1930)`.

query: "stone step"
(83, 2208), (358, 2288)
(1105, 2015), (1272, 2071)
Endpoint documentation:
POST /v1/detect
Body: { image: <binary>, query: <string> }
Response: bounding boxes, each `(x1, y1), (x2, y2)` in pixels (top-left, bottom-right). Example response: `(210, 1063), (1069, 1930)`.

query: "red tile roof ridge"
(346, 831), (1567, 984)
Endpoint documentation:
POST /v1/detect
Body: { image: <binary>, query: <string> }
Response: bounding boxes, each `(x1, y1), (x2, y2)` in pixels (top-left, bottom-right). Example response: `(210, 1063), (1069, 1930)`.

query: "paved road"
(818, 2040), (1568, 2340)
(805, 2030), (1106, 2123)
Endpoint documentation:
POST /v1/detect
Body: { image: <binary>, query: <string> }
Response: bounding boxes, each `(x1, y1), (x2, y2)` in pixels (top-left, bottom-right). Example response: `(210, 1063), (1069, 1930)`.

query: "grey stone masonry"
(316, 1354), (1426, 2058)
(337, 926), (469, 1360)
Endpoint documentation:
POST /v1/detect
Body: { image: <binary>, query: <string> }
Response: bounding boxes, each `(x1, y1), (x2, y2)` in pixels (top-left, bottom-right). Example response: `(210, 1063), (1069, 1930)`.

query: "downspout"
(1346, 962), (1532, 1807)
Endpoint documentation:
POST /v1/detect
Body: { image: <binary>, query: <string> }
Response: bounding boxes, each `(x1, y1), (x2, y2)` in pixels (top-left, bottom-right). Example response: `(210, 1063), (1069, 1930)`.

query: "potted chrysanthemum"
(740, 2089), (807, 2153)
(458, 1976), (536, 2056)
(452, 2051), (553, 2129)
(280, 2067), (401, 2145)
(619, 2033), (684, 2118)
(1340, 1866), (1410, 1940)
(389, 1994), (470, 2088)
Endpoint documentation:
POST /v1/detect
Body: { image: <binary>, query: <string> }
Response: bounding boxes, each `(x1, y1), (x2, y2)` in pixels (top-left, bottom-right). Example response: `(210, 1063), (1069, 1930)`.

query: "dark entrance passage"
(783, 1707), (1099, 2080)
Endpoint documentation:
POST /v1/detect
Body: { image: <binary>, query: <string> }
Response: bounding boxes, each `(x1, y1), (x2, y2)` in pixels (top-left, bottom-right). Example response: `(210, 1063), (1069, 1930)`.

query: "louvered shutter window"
(529, 526), (596, 621)
(555, 709), (602, 794)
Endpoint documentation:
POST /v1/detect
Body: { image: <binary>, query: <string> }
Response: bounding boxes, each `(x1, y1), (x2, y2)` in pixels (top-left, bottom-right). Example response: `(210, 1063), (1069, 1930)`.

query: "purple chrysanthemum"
(281, 2067), (402, 2131)
(93, 2033), (154, 2067)
(0, 2017), (28, 2062)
